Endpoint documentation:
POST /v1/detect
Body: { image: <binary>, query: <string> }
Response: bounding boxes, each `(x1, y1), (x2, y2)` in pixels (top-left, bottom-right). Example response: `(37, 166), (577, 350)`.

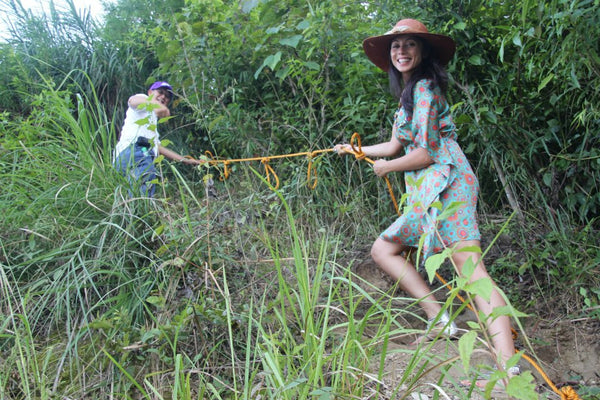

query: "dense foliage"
(0, 0), (598, 398)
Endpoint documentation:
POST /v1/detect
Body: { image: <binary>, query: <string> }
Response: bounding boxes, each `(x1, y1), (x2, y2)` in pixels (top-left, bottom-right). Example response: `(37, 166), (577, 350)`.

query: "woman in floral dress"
(334, 18), (519, 387)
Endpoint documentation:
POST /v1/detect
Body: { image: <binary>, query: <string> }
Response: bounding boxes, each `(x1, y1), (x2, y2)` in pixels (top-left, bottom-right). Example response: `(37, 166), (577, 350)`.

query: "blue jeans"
(114, 144), (157, 197)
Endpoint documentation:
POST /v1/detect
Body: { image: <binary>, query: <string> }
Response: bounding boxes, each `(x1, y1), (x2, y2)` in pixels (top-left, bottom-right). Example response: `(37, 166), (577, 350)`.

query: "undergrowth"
(0, 82), (598, 400)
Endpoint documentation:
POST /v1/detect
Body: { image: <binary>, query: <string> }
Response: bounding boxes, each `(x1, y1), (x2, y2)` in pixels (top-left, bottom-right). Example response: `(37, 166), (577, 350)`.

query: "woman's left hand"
(373, 159), (388, 177)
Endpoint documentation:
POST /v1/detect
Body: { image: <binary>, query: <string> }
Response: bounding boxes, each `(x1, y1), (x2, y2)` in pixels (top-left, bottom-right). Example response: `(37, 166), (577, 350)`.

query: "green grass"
(1, 79), (596, 400)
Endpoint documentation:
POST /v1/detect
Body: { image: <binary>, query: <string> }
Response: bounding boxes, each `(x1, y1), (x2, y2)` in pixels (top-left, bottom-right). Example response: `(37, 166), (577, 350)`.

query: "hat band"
(386, 25), (424, 35)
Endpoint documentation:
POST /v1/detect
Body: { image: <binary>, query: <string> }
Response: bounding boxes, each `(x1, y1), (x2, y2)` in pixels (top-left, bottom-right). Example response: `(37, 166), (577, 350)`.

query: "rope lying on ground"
(187, 133), (581, 400)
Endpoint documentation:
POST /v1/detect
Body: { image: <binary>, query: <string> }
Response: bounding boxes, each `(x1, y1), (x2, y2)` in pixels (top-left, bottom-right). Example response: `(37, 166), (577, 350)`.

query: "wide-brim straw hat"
(362, 19), (456, 71)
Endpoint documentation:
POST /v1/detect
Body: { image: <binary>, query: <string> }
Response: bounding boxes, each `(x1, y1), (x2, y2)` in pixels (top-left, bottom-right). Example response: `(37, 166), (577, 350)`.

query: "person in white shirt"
(114, 81), (201, 197)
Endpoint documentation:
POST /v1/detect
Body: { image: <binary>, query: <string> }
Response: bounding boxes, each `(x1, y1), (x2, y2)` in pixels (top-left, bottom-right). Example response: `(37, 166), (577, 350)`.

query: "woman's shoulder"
(414, 79), (444, 97)
(414, 79), (436, 90)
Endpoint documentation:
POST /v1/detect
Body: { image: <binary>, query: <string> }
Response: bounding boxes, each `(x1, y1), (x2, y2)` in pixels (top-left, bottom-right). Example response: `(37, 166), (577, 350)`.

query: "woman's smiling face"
(390, 35), (424, 82)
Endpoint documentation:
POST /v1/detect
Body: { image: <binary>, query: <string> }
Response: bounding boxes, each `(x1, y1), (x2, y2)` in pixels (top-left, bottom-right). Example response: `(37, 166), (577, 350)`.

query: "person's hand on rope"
(372, 159), (389, 177)
(180, 156), (205, 166)
(333, 143), (352, 155)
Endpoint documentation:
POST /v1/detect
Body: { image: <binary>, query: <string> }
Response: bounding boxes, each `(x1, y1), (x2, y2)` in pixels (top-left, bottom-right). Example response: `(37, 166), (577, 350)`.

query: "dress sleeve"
(412, 80), (452, 164)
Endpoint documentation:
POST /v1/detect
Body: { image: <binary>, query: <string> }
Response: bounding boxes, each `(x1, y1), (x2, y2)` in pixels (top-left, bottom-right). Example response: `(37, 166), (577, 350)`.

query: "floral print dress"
(380, 79), (480, 261)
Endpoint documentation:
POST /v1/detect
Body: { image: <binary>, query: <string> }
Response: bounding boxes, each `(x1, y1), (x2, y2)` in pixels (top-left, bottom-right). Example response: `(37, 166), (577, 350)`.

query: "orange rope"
(306, 151), (320, 190)
(520, 353), (582, 400)
(190, 149), (333, 189)
(345, 132), (400, 214)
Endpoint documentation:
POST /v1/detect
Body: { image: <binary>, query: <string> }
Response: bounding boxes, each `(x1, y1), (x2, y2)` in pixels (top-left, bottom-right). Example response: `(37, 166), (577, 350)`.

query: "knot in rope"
(350, 132), (366, 160)
(560, 386), (582, 400)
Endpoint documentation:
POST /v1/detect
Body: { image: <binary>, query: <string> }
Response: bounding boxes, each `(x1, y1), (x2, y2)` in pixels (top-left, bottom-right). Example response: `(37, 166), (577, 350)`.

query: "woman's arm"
(372, 147), (433, 177)
(334, 134), (403, 158)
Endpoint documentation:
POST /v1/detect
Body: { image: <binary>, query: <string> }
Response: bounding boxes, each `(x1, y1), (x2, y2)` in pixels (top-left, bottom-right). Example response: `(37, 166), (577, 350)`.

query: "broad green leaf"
(266, 51), (282, 70)
(304, 61), (320, 71)
(276, 65), (291, 79)
(146, 295), (166, 307)
(297, 19), (310, 30)
(465, 278), (493, 301)
(437, 200), (466, 220)
(505, 372), (538, 400)
(280, 34), (303, 48)
(512, 34), (522, 47)
(489, 305), (529, 319)
(254, 52), (282, 78)
(240, 0), (259, 13)
(425, 248), (452, 283)
(468, 55), (483, 65)
(455, 245), (482, 254)
(458, 330), (478, 372)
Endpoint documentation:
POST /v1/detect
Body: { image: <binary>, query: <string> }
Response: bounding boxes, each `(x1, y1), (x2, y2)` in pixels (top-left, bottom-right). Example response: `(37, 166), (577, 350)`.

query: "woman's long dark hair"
(388, 37), (449, 116)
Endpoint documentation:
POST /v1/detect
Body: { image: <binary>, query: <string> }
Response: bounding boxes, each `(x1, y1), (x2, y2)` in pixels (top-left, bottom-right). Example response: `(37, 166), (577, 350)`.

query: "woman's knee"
(370, 238), (403, 265)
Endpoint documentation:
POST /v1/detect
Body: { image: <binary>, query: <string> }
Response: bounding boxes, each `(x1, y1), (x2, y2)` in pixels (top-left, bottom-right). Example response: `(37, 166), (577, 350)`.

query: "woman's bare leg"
(371, 237), (441, 319)
(452, 240), (516, 369)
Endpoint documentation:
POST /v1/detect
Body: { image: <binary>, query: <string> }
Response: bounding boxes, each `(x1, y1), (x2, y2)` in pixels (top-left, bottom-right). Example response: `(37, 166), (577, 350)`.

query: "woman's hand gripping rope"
(334, 133), (400, 215)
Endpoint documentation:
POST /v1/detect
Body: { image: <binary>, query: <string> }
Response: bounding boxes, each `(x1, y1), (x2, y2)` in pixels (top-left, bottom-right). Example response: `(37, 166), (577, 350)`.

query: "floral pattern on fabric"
(380, 79), (480, 262)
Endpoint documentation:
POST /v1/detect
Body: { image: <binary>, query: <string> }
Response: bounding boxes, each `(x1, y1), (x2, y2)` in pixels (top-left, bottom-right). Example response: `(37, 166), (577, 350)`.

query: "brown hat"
(362, 19), (456, 71)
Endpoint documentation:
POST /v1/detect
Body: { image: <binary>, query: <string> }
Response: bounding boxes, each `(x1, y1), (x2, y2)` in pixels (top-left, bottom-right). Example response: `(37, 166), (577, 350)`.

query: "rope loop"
(261, 158), (279, 189)
(204, 151), (231, 181)
(306, 152), (319, 190)
(221, 160), (231, 181)
(350, 132), (366, 160)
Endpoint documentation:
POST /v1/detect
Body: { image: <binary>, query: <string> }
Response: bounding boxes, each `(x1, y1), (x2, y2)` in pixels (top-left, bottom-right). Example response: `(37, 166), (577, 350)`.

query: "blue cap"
(149, 81), (173, 92)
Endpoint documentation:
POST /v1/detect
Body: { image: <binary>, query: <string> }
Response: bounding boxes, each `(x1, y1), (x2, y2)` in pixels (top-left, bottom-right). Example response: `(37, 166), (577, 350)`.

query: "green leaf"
(209, 114), (225, 130)
(254, 52), (282, 79)
(490, 305), (529, 319)
(437, 200), (466, 220)
(468, 55), (484, 65)
(542, 172), (553, 187)
(266, 52), (282, 70)
(240, 0), (259, 13)
(458, 330), (478, 372)
(466, 321), (480, 330)
(538, 74), (554, 91)
(135, 116), (150, 126)
(505, 372), (538, 400)
(297, 20), (310, 30)
(146, 295), (166, 307)
(465, 278), (493, 301)
(87, 318), (114, 330)
(425, 248), (452, 283)
(512, 34), (522, 47)
(303, 61), (320, 71)
(280, 34), (303, 48)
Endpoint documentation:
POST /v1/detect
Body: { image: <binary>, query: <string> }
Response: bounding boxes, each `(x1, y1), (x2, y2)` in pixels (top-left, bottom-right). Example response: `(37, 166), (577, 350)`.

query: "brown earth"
(352, 256), (600, 400)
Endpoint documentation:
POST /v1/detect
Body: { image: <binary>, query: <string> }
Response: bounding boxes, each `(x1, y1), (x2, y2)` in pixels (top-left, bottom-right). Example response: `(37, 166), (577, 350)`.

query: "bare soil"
(351, 255), (600, 400)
